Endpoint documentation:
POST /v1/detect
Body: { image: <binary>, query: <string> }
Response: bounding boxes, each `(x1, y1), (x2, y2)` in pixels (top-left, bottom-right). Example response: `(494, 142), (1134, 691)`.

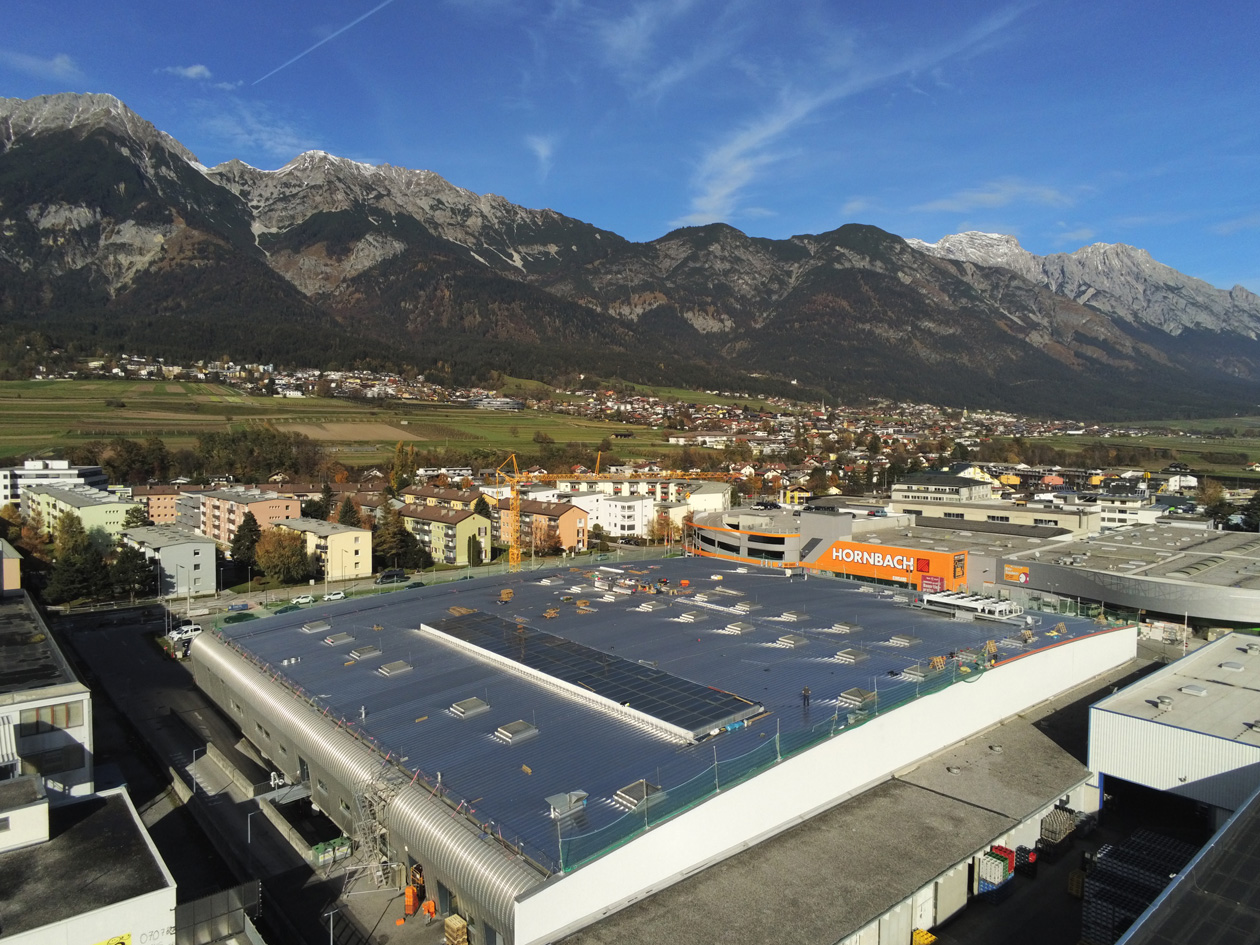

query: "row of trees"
(65, 428), (333, 486)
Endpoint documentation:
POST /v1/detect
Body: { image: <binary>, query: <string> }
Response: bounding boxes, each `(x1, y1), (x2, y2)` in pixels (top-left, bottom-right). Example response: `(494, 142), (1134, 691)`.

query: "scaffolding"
(341, 761), (408, 894)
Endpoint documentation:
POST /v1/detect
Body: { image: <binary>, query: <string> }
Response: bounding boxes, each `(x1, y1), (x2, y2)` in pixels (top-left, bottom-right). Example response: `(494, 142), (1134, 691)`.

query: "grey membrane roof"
(1091, 633), (1260, 742)
(216, 558), (1109, 865)
(0, 793), (169, 936)
(1009, 523), (1260, 591)
(0, 595), (81, 697)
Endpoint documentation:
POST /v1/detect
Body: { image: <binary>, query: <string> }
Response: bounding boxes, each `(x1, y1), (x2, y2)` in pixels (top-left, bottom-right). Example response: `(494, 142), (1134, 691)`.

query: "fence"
(558, 657), (985, 870)
(175, 881), (262, 945)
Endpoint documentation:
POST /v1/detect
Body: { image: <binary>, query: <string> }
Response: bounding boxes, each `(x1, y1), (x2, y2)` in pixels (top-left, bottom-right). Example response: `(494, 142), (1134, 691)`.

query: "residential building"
(567, 493), (654, 539)
(121, 525), (218, 598)
(400, 484), (485, 510)
(495, 499), (587, 554)
(0, 594), (94, 801)
(21, 484), (142, 547)
(0, 459), (107, 506)
(129, 485), (210, 524)
(1, 539), (20, 596)
(198, 487), (299, 544)
(399, 506), (491, 566)
(272, 518), (371, 580)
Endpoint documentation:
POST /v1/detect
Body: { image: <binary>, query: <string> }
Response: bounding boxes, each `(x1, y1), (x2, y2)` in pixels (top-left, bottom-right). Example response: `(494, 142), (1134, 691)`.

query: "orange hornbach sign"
(807, 540), (968, 591)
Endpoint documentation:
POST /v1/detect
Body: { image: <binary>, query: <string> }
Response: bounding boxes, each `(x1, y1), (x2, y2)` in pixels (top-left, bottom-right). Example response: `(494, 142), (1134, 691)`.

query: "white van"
(167, 623), (202, 643)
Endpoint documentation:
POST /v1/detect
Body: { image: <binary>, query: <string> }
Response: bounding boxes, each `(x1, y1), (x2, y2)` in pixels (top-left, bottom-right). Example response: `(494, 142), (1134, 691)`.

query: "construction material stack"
(1037, 806), (1076, 862)
(1080, 830), (1198, 945)
(445, 914), (469, 945)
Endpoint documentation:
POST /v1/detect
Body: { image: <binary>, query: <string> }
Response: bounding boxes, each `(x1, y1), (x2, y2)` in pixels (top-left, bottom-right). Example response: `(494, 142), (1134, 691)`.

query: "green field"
(0, 380), (674, 463)
(496, 375), (773, 410)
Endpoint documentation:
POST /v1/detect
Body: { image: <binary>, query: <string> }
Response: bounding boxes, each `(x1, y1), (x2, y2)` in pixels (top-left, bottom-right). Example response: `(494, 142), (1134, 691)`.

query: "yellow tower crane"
(492, 453), (737, 571)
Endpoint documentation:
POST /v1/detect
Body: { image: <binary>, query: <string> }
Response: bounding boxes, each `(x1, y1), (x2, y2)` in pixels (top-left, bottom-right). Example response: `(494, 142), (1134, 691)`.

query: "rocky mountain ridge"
(906, 231), (1260, 339)
(1, 92), (1257, 417)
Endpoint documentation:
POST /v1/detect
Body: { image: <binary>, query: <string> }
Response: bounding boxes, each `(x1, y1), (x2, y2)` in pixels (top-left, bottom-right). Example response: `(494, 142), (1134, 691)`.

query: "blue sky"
(4, 1), (1258, 290)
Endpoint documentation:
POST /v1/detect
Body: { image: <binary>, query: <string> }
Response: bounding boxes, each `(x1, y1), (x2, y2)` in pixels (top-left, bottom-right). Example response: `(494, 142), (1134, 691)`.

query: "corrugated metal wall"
(1089, 708), (1260, 811)
(191, 634), (545, 939)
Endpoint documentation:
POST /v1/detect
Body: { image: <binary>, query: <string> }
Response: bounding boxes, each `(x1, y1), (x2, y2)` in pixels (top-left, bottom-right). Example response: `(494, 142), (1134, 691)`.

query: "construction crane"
(493, 453), (737, 571)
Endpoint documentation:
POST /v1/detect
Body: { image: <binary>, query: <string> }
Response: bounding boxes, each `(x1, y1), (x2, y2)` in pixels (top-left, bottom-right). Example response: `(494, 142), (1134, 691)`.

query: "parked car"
(166, 624), (202, 643)
(374, 569), (407, 585)
(291, 594), (315, 605)
(322, 590), (346, 601)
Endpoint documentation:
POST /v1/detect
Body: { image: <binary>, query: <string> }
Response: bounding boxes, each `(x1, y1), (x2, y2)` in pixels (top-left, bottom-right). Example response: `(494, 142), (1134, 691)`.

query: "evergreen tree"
(467, 534), (483, 567)
(45, 542), (107, 604)
(110, 545), (156, 601)
(373, 504), (414, 571)
(231, 511), (262, 569)
(123, 505), (150, 528)
(336, 497), (362, 529)
(473, 495), (492, 519)
(320, 482), (335, 520)
(54, 511), (90, 561)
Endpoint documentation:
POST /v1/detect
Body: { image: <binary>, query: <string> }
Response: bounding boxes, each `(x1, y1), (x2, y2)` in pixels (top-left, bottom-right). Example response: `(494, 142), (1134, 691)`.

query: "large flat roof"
(0, 793), (170, 936)
(559, 661), (1138, 945)
(1008, 523), (1260, 592)
(214, 558), (1109, 867)
(1091, 632), (1260, 742)
(0, 595), (81, 698)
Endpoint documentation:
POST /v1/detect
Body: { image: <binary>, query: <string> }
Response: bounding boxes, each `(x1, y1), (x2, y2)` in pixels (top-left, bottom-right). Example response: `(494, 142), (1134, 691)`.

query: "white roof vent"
(451, 696), (489, 718)
(349, 644), (381, 661)
(1179, 684), (1208, 697)
(301, 620), (332, 634)
(378, 660), (412, 677)
(1156, 695), (1175, 707)
(1220, 661), (1245, 673)
(496, 719), (539, 744)
(323, 632), (355, 646)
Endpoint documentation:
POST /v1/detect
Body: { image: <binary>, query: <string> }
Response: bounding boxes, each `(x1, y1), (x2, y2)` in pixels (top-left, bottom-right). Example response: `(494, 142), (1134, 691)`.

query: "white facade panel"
(879, 903), (911, 945)
(4, 886), (176, 945)
(514, 626), (1137, 945)
(1089, 708), (1260, 811)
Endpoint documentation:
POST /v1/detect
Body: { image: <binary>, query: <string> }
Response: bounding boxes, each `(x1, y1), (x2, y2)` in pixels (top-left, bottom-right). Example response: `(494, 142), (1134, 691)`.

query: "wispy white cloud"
(915, 178), (1076, 213)
(672, 5), (1032, 226)
(1211, 211), (1260, 236)
(198, 99), (317, 161)
(842, 197), (873, 217)
(525, 134), (556, 179)
(212, 80), (243, 91)
(162, 64), (213, 80)
(1054, 226), (1096, 246)
(0, 49), (81, 81)
(596, 0), (699, 66)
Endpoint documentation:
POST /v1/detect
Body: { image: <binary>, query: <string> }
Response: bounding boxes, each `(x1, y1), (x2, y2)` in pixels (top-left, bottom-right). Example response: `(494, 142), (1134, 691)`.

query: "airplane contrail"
(253, 0), (400, 85)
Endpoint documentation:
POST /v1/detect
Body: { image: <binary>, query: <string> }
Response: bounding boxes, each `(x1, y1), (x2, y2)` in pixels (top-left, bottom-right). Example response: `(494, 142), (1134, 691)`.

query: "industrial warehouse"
(190, 557), (1139, 945)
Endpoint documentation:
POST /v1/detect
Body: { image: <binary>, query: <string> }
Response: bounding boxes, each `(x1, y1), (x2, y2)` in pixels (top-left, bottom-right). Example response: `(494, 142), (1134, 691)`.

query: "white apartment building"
(567, 493), (655, 538)
(0, 460), (108, 505)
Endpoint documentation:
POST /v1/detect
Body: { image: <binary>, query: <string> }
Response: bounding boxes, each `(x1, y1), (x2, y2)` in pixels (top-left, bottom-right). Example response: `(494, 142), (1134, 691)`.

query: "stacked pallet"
(1080, 831), (1198, 945)
(1015, 844), (1039, 878)
(977, 849), (1014, 902)
(1037, 807), (1076, 862)
(911, 930), (938, 945)
(445, 914), (469, 945)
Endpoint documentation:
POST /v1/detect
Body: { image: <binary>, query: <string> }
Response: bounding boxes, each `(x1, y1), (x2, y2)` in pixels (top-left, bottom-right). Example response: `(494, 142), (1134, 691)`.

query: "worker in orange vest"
(422, 899), (437, 924)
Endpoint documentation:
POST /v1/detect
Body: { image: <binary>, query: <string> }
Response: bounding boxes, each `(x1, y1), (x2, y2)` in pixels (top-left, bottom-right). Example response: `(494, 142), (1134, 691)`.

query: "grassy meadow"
(0, 380), (673, 464)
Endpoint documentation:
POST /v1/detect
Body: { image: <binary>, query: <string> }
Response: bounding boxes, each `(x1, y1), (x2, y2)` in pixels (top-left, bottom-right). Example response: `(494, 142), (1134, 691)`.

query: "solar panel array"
(429, 611), (759, 738)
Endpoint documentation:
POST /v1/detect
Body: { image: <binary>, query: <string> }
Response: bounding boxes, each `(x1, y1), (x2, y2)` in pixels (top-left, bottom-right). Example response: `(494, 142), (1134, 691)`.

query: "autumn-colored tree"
(255, 529), (312, 584)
